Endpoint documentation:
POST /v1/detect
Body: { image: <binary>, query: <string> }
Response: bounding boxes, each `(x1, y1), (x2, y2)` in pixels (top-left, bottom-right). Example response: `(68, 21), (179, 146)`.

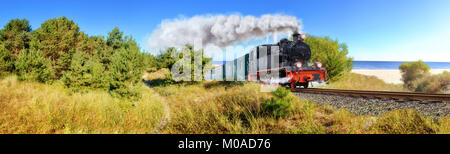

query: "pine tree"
(109, 35), (145, 98)
(107, 27), (124, 49)
(30, 16), (85, 78)
(0, 19), (32, 59)
(0, 19), (32, 73)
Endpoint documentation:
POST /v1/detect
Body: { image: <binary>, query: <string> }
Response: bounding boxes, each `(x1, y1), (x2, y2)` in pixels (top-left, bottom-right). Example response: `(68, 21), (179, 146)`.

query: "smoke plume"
(147, 14), (301, 51)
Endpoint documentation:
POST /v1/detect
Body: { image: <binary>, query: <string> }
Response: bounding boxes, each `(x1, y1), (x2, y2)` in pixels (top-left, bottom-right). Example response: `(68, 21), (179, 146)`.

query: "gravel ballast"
(295, 92), (450, 119)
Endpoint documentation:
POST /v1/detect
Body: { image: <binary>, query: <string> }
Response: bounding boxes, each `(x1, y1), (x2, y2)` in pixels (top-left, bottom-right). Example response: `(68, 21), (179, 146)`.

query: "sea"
(353, 61), (450, 70)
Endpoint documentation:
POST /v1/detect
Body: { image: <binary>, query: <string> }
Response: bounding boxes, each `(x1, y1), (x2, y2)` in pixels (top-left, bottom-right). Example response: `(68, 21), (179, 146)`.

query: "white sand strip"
(351, 69), (450, 84)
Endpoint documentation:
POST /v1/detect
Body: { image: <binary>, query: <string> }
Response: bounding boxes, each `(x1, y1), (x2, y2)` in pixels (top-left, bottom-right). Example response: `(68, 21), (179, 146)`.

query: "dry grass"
(151, 81), (449, 134)
(325, 73), (406, 91)
(0, 76), (164, 134)
(145, 69), (449, 134)
(1, 69), (449, 134)
(369, 110), (438, 134)
(142, 68), (170, 81)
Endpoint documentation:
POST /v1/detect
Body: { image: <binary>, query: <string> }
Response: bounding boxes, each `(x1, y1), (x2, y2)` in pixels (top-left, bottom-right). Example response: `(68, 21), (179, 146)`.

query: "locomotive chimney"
(292, 31), (300, 42)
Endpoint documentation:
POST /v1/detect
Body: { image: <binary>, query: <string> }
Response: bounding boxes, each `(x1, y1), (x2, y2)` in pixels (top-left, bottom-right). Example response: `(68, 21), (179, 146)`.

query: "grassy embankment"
(1, 70), (449, 134)
(324, 73), (406, 91)
(0, 76), (164, 134)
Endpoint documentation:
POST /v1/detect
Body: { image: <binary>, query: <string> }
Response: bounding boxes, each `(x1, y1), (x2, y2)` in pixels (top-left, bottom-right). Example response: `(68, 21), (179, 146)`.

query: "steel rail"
(291, 88), (450, 102)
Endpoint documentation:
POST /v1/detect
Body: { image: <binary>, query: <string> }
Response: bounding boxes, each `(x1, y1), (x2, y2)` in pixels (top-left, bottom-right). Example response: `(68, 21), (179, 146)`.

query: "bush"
(14, 49), (53, 83)
(399, 60), (430, 90)
(261, 87), (293, 118)
(304, 35), (353, 81)
(414, 71), (450, 93)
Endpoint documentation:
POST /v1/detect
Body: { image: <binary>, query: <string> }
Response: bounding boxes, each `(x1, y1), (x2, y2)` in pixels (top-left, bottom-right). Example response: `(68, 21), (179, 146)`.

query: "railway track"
(291, 88), (450, 102)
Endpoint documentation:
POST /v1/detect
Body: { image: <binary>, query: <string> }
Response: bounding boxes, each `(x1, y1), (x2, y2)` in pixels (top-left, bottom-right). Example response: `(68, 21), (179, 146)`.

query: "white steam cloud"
(147, 14), (301, 51)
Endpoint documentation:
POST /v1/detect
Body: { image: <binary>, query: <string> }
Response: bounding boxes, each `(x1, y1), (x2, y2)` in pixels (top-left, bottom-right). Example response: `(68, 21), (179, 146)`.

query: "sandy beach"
(351, 69), (450, 84)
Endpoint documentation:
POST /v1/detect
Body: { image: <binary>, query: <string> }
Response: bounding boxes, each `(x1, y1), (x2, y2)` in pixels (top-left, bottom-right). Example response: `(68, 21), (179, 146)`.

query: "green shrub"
(14, 49), (53, 83)
(261, 87), (293, 118)
(399, 60), (430, 90)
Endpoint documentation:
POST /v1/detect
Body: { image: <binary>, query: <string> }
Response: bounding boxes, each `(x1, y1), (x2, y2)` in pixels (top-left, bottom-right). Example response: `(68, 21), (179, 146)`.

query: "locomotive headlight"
(295, 62), (302, 68)
(316, 62), (322, 68)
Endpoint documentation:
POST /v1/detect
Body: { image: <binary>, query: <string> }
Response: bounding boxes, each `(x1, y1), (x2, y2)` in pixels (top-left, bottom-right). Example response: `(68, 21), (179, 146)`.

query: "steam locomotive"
(205, 32), (328, 88)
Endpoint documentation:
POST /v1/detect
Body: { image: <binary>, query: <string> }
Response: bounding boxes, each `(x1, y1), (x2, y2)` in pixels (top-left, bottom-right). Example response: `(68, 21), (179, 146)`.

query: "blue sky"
(1, 0), (449, 62)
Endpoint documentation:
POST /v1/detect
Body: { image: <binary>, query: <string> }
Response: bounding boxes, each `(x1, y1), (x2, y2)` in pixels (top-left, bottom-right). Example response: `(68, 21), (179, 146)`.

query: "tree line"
(0, 17), (156, 98)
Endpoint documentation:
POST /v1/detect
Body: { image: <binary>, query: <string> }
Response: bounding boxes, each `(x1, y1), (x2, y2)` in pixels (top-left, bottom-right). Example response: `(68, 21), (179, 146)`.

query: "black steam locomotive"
(206, 32), (328, 88)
